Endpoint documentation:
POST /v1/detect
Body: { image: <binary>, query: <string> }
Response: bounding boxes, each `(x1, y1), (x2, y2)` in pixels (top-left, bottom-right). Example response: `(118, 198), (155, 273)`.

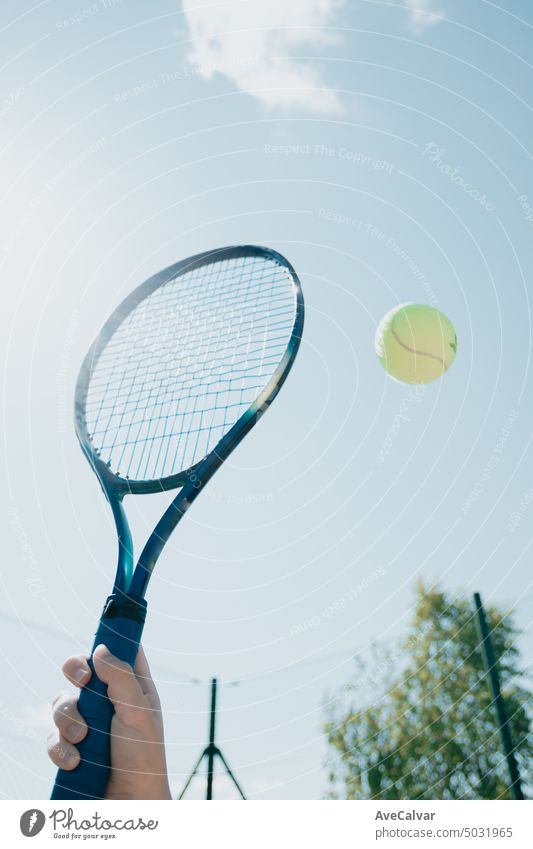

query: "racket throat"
(107, 490), (134, 594)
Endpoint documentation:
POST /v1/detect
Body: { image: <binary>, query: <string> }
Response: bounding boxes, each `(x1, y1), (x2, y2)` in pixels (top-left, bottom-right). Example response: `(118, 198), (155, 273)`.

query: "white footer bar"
(4, 799), (532, 848)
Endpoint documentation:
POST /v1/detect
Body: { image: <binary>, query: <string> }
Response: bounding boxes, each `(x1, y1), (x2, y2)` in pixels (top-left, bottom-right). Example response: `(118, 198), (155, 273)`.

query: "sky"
(1, 0), (533, 800)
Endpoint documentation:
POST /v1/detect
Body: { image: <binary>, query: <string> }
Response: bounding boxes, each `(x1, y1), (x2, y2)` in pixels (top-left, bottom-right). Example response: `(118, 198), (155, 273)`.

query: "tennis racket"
(51, 245), (304, 800)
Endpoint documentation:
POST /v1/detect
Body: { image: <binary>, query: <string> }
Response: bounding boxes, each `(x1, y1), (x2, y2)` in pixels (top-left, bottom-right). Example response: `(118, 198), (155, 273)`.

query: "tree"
(324, 582), (533, 799)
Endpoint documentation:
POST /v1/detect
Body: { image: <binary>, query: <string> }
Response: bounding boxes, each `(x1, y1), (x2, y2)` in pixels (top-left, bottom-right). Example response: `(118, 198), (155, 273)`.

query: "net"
(84, 253), (298, 482)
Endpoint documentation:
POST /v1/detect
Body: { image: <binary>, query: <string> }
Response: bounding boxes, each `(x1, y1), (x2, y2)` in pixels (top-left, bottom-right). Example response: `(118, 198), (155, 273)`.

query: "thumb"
(92, 644), (148, 727)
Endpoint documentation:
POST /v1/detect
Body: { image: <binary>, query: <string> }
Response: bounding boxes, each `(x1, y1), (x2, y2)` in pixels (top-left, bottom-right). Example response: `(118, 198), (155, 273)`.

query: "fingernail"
(68, 722), (83, 742)
(74, 668), (87, 684)
(64, 752), (77, 768)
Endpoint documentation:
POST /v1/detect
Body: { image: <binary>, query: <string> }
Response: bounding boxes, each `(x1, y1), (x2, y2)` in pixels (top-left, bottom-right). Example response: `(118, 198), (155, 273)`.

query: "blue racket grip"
(51, 593), (147, 800)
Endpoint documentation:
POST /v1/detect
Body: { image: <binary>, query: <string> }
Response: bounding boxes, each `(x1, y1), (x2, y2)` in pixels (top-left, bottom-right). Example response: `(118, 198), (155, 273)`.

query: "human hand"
(48, 644), (172, 800)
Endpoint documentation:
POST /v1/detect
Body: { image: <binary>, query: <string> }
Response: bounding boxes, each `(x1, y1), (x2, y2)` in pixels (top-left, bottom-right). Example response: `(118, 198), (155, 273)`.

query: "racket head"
(75, 245), (304, 498)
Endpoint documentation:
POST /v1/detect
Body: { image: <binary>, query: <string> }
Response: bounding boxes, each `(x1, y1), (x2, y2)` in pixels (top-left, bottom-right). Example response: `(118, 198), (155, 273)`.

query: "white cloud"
(182, 0), (345, 114)
(404, 0), (446, 34)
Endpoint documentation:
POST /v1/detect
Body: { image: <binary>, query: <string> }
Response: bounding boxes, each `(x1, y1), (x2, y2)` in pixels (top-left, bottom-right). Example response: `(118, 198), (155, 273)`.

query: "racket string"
(85, 254), (297, 481)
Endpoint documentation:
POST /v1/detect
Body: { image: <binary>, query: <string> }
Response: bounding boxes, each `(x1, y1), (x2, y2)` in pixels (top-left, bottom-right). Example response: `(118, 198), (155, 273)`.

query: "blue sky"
(1, 0), (533, 799)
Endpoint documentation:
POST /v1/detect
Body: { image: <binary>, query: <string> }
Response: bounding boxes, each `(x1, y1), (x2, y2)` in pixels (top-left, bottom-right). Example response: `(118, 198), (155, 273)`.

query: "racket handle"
(50, 593), (147, 800)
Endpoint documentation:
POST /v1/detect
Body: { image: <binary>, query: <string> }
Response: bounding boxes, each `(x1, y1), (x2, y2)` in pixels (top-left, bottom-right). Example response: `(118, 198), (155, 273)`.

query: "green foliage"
(324, 582), (532, 799)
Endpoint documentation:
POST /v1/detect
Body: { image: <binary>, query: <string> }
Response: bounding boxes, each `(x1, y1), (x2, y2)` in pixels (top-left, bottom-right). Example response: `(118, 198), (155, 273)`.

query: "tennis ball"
(375, 303), (457, 384)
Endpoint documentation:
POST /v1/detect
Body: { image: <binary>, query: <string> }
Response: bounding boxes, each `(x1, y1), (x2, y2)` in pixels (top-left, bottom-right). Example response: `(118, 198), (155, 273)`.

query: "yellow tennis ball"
(375, 303), (457, 384)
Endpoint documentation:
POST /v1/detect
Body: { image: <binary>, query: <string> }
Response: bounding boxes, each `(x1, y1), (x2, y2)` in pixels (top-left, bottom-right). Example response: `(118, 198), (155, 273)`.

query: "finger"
(47, 730), (80, 770)
(133, 646), (158, 698)
(52, 692), (88, 744)
(62, 654), (91, 688)
(133, 645), (152, 680)
(92, 644), (148, 723)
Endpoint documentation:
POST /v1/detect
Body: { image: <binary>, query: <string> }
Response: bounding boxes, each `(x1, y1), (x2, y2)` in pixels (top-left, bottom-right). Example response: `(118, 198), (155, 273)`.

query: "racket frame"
(75, 244), (304, 595)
